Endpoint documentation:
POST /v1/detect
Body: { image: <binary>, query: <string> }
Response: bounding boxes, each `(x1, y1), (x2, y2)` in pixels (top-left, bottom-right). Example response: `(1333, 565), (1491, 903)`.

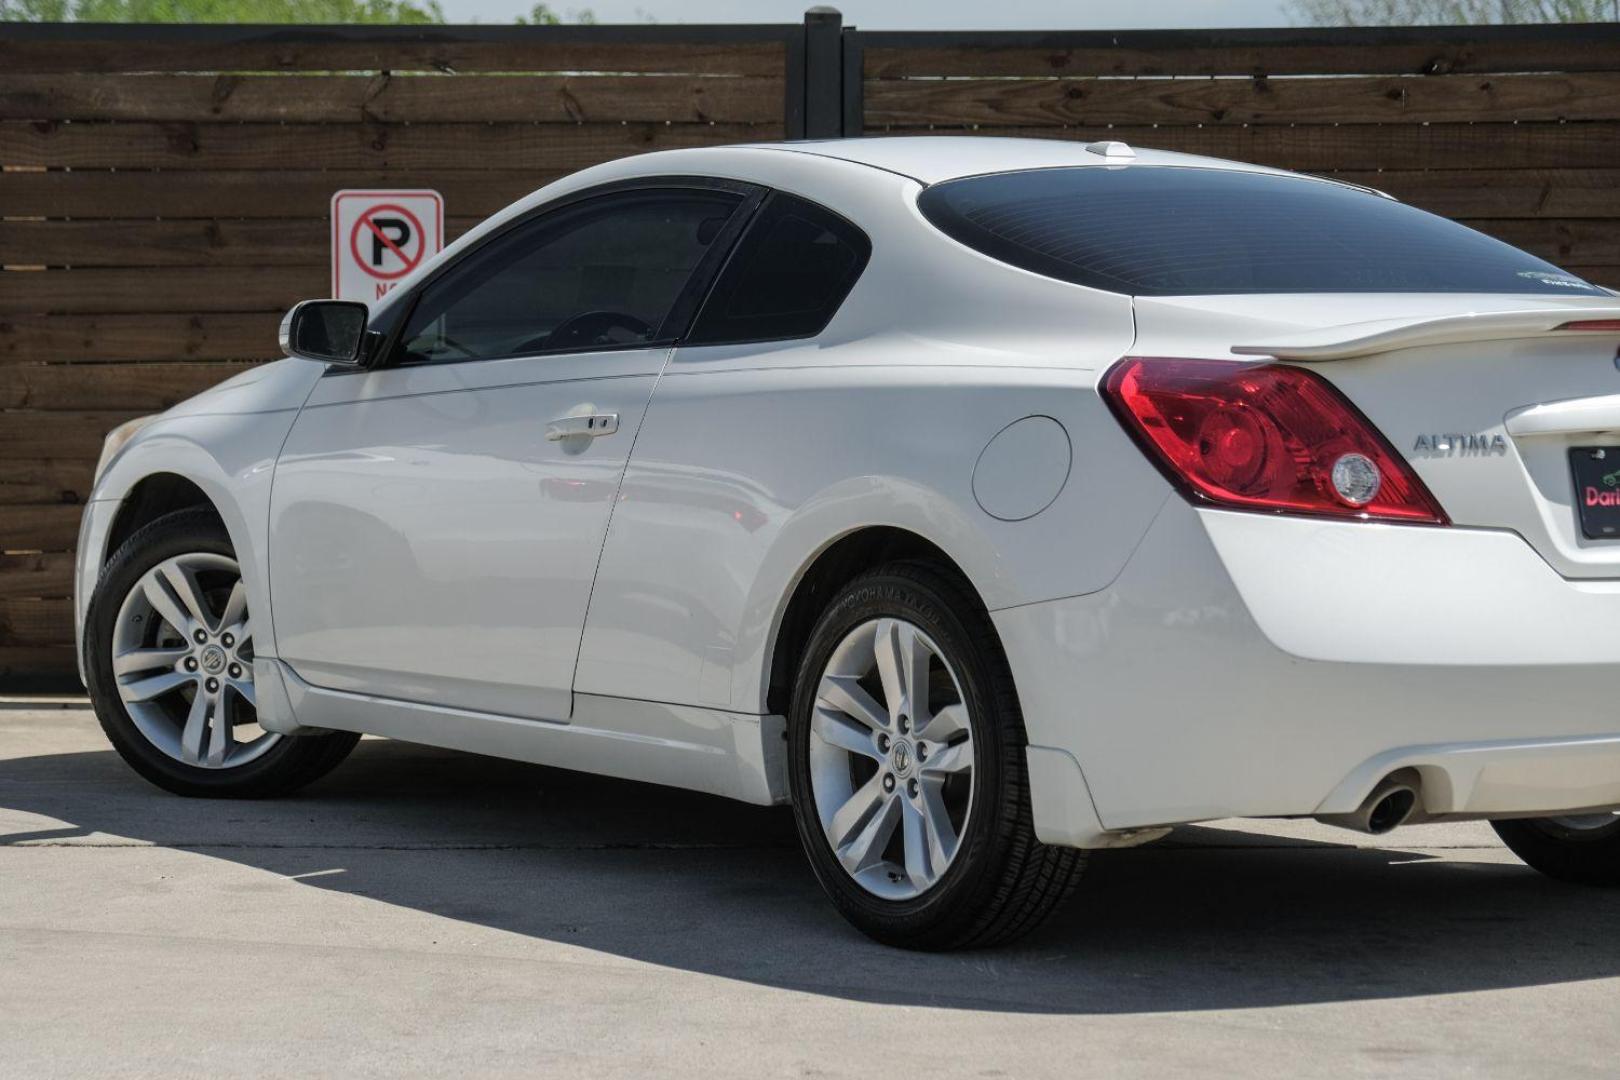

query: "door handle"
(546, 412), (619, 441)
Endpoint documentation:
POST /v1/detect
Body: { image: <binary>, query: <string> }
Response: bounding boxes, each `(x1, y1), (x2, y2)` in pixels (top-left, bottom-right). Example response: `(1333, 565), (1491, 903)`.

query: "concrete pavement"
(2, 701), (1618, 1079)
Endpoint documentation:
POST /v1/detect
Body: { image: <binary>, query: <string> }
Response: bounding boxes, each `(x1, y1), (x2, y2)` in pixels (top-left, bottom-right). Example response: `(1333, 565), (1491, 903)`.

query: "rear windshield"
(917, 166), (1607, 297)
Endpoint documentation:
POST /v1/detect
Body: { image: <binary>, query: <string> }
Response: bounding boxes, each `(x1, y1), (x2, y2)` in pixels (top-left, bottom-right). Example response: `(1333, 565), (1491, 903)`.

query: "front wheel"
(84, 507), (358, 798)
(786, 562), (1086, 949)
(1493, 813), (1620, 886)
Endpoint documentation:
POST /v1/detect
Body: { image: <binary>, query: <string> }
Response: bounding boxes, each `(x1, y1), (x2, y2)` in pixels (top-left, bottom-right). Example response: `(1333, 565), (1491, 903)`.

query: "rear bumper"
(996, 500), (1620, 842)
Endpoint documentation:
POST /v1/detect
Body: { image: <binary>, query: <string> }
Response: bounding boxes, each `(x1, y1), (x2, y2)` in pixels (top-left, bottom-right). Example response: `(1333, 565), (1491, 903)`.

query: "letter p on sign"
(332, 189), (444, 304)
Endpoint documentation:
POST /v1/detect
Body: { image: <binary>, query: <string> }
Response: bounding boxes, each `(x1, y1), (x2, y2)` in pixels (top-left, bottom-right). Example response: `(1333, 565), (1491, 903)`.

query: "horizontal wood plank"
(0, 597), (74, 646)
(0, 552), (74, 599)
(1327, 168), (1620, 219)
(8, 215), (1594, 272)
(0, 120), (779, 171)
(8, 167), (1619, 227)
(0, 411), (148, 458)
(0, 218), (479, 268)
(1471, 219), (1620, 265)
(858, 123), (1620, 171)
(0, 644), (78, 682)
(862, 34), (1620, 79)
(0, 169), (552, 220)
(0, 267), (323, 314)
(1, 504), (87, 554)
(0, 361), (255, 410)
(0, 459), (95, 506)
(1566, 265), (1620, 287)
(866, 71), (1620, 127)
(1, 314), (283, 364)
(0, 72), (784, 124)
(0, 35), (787, 76)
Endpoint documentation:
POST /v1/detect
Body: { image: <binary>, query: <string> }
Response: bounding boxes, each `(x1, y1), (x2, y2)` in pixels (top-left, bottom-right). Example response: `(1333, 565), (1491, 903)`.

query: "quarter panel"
(575, 355), (1169, 713)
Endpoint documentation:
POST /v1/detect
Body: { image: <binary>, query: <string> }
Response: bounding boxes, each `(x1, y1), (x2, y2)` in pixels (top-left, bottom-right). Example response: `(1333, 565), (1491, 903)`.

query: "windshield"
(917, 166), (1606, 298)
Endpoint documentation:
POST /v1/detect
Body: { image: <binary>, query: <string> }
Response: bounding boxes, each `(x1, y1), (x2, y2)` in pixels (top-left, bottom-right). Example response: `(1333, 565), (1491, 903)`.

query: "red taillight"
(1554, 319), (1620, 332)
(1101, 357), (1448, 525)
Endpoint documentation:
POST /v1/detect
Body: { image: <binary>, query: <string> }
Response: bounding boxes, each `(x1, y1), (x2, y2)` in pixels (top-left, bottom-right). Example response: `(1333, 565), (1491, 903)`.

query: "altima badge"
(1412, 433), (1508, 456)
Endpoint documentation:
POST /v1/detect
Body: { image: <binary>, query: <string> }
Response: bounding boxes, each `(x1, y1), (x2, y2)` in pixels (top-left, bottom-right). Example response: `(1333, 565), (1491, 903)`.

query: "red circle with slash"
(349, 203), (428, 281)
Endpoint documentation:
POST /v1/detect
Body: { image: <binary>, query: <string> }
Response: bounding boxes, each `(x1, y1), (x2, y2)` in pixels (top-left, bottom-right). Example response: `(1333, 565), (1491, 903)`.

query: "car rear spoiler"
(1231, 307), (1620, 362)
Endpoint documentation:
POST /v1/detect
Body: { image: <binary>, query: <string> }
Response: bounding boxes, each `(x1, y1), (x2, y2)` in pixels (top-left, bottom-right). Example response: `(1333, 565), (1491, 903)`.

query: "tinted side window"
(397, 189), (742, 364)
(917, 166), (1606, 298)
(686, 192), (871, 345)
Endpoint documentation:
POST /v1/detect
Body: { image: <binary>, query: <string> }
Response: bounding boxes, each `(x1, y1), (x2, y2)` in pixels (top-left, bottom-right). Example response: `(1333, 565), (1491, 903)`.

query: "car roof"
(737, 135), (1288, 185)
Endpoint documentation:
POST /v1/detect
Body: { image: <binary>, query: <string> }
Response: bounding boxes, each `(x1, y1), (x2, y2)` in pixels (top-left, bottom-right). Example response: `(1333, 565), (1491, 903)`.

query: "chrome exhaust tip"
(1316, 771), (1421, 835)
(1364, 786), (1418, 835)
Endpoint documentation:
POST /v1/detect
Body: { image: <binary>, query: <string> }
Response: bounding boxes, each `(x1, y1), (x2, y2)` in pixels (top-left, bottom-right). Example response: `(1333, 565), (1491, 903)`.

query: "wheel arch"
(79, 412), (298, 673)
(101, 472), (221, 568)
(763, 525), (997, 718)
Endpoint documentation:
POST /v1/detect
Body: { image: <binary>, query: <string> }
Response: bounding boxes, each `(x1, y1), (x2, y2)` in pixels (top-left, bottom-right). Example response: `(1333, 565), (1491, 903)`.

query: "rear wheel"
(1493, 813), (1620, 886)
(786, 562), (1086, 949)
(85, 508), (358, 798)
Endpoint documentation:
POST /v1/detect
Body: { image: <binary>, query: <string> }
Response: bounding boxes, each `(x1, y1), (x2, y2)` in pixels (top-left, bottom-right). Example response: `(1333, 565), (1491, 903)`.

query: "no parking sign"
(331, 189), (444, 303)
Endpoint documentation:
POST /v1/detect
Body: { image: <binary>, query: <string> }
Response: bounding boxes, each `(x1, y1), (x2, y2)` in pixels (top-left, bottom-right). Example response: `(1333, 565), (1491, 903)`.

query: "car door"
(268, 180), (756, 721)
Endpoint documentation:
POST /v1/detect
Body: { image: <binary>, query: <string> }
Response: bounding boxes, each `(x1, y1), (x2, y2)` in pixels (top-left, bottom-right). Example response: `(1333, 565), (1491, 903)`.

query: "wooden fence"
(851, 23), (1620, 281)
(0, 21), (801, 686)
(3, 12), (1620, 688)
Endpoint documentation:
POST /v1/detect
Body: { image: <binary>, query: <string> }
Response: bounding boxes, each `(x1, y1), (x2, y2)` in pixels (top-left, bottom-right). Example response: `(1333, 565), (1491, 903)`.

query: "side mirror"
(279, 300), (370, 367)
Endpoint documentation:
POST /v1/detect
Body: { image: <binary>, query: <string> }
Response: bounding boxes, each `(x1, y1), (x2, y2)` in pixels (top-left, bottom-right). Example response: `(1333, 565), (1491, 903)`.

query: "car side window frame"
(356, 175), (765, 374)
(682, 190), (873, 349)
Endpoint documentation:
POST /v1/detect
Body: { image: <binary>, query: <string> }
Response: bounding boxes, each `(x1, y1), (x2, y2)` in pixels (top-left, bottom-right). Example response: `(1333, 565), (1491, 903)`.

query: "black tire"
(786, 561), (1086, 949)
(1492, 815), (1620, 886)
(84, 507), (359, 799)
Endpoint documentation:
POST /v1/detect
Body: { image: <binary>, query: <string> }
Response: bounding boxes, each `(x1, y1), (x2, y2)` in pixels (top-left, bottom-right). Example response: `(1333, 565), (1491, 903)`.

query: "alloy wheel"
(110, 552), (279, 770)
(808, 617), (976, 901)
(1546, 811), (1620, 833)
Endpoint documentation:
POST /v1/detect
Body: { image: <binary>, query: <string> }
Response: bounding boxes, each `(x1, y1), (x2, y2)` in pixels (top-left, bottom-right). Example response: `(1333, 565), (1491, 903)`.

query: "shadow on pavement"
(4, 736), (1618, 1014)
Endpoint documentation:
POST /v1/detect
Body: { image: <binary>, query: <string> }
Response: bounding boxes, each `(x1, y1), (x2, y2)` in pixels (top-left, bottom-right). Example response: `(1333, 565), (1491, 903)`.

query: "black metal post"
(802, 6), (844, 139)
(840, 24), (863, 138)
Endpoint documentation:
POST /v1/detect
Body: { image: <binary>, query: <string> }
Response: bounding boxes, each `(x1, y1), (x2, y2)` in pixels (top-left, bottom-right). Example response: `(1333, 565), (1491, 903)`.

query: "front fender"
(78, 407), (302, 664)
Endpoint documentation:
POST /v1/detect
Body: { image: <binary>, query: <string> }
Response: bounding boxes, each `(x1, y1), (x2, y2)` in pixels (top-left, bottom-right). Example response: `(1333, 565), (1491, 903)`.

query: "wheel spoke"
(811, 706), (881, 760)
(921, 702), (969, 743)
(141, 569), (193, 637)
(179, 690), (210, 765)
(113, 646), (188, 677)
(873, 618), (930, 725)
(205, 691), (233, 767)
(228, 679), (257, 710)
(837, 792), (901, 876)
(158, 559), (216, 632)
(918, 779), (959, 871)
(920, 739), (972, 776)
(816, 674), (887, 733)
(219, 581), (248, 636)
(118, 670), (192, 704)
(827, 772), (887, 849)
(901, 797), (933, 888)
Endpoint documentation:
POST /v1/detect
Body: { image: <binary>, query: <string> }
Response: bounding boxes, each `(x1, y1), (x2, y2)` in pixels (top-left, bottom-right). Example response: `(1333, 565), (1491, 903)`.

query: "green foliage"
(1293, 0), (1619, 23)
(0, 0), (602, 22)
(0, 0), (444, 20)
(514, 2), (594, 23)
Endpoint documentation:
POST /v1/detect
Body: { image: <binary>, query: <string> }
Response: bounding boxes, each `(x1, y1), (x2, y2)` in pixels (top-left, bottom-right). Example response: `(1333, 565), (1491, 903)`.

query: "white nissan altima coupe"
(77, 136), (1620, 948)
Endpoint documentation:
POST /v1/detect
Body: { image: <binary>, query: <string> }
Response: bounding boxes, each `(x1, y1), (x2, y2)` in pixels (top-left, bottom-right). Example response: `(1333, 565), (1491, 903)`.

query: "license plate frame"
(1571, 446), (1620, 540)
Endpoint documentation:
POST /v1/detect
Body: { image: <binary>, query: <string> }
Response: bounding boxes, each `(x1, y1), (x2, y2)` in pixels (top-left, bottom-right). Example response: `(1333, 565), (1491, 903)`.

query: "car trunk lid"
(1133, 293), (1620, 580)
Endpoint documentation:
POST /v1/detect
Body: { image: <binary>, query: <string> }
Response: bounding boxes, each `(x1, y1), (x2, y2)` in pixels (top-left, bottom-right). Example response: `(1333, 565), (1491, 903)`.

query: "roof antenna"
(1084, 140), (1136, 160)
